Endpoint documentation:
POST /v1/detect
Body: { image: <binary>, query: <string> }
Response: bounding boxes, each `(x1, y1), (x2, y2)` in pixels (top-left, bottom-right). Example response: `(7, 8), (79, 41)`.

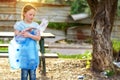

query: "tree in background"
(117, 1), (120, 17)
(87, 0), (118, 72)
(71, 0), (89, 14)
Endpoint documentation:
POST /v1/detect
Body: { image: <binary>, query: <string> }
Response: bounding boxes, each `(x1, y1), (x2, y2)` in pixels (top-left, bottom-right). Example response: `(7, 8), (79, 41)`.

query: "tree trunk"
(87, 0), (118, 72)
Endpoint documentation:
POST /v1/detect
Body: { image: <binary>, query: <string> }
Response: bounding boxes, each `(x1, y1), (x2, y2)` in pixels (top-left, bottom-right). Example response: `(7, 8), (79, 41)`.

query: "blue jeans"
(21, 69), (36, 80)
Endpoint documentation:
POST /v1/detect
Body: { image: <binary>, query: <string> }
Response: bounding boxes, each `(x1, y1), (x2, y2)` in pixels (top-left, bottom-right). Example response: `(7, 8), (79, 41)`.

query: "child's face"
(24, 9), (36, 23)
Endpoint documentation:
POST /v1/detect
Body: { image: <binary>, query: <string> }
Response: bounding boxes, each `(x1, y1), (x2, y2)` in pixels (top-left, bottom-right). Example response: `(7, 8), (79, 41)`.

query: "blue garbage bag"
(19, 38), (39, 69)
(8, 30), (39, 70)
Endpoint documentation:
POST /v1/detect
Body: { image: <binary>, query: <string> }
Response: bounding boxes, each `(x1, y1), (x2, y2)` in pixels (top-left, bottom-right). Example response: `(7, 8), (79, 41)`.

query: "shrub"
(112, 39), (120, 52)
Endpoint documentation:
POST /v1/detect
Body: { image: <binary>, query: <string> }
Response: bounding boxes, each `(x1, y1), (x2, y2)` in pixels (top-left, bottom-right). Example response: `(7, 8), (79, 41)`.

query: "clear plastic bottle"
(38, 18), (49, 34)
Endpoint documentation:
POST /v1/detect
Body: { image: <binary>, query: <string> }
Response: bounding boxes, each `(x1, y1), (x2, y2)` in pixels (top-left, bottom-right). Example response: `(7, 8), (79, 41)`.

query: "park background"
(0, 0), (120, 80)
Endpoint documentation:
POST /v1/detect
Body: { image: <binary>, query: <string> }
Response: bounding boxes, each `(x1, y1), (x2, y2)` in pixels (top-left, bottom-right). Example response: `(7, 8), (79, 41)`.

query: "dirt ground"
(0, 58), (120, 80)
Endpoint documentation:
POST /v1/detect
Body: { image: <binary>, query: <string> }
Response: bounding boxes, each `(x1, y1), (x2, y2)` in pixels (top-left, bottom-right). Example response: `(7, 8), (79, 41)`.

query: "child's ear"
(23, 12), (26, 19)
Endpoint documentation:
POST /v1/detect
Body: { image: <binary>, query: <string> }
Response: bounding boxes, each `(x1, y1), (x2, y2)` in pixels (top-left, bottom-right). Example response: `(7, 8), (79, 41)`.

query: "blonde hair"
(21, 4), (36, 20)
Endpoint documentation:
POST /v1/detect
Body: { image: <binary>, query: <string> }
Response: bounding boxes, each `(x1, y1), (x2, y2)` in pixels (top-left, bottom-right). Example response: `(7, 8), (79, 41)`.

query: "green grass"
(57, 51), (92, 69)
(0, 40), (4, 44)
(0, 47), (8, 52)
(58, 51), (91, 60)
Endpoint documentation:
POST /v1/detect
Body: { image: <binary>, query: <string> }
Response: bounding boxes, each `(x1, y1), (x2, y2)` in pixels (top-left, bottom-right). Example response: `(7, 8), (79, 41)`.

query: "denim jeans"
(21, 69), (36, 80)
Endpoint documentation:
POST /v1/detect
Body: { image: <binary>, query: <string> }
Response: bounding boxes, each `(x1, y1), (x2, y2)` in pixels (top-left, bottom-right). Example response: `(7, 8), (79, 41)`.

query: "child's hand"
(23, 27), (35, 32)
(23, 28), (31, 31)
(21, 31), (31, 38)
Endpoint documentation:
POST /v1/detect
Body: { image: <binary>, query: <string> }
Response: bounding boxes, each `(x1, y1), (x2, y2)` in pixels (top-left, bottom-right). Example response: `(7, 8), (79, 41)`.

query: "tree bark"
(87, 0), (118, 72)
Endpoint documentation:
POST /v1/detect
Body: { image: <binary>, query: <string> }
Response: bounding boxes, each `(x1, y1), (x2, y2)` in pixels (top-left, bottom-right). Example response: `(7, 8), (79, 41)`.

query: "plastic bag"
(19, 38), (39, 69)
(38, 18), (49, 34)
(8, 30), (39, 70)
(8, 38), (21, 69)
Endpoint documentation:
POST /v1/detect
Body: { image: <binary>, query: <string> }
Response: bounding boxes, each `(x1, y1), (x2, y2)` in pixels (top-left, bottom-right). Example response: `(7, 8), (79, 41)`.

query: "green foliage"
(71, 0), (89, 14)
(58, 51), (91, 59)
(106, 70), (115, 77)
(48, 22), (68, 30)
(117, 1), (120, 17)
(86, 60), (91, 69)
(103, 70), (115, 77)
(112, 39), (120, 52)
(48, 22), (82, 30)
(0, 47), (8, 52)
(58, 51), (92, 69)
(0, 39), (4, 44)
(37, 21), (81, 30)
(0, 39), (9, 52)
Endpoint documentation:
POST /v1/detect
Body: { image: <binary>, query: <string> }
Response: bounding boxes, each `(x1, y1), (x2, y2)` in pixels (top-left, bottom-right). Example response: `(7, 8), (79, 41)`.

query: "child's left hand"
(23, 27), (35, 32)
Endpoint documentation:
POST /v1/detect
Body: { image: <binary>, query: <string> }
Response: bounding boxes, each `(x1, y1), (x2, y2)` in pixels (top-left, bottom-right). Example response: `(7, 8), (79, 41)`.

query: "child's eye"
(29, 14), (32, 16)
(29, 14), (35, 17)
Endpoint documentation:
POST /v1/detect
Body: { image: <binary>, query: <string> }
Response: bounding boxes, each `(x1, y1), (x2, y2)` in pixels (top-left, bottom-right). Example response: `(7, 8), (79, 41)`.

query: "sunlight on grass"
(58, 51), (92, 69)
(58, 51), (92, 60)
